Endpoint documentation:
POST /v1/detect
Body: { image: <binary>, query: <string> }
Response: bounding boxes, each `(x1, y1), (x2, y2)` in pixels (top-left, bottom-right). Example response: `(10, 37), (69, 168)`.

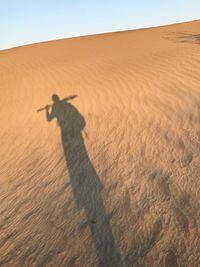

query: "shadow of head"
(52, 94), (60, 103)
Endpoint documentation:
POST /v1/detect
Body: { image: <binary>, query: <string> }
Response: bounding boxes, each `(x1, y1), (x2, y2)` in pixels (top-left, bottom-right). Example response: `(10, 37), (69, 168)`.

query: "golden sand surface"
(0, 20), (199, 266)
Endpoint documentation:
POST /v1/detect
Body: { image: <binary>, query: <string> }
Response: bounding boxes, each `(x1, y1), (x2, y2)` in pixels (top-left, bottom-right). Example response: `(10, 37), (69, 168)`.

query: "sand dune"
(0, 20), (200, 267)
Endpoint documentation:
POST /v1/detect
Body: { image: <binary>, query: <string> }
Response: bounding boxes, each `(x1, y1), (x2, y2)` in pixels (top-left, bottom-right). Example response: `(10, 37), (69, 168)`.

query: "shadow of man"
(45, 94), (122, 267)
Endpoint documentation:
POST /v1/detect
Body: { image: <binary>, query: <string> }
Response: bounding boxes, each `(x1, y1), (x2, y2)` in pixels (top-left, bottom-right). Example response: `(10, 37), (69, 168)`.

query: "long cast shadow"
(45, 94), (122, 267)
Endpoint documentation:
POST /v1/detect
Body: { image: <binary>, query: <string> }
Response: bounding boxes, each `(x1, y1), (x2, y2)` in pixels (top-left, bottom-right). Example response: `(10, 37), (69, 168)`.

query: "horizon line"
(1, 18), (199, 52)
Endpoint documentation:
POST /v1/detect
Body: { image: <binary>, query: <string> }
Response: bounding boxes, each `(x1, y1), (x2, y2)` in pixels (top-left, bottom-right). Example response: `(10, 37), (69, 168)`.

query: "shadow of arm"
(46, 106), (55, 121)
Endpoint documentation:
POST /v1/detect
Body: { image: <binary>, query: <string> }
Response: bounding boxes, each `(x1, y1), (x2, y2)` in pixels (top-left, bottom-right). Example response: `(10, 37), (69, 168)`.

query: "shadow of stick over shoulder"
(44, 94), (123, 267)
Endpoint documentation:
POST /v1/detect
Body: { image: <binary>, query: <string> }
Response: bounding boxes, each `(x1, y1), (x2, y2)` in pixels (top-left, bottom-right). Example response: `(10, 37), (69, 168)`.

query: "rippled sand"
(0, 20), (200, 266)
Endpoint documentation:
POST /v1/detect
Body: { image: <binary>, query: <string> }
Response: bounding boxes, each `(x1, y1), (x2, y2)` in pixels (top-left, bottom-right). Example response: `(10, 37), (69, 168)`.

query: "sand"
(0, 20), (199, 267)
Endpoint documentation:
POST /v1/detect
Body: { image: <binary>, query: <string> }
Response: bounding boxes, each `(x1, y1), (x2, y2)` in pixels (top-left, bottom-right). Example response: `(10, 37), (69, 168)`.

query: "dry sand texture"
(0, 20), (200, 267)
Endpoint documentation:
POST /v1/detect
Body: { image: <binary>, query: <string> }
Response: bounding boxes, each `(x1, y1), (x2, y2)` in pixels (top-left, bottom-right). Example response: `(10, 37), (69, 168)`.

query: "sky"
(0, 0), (200, 50)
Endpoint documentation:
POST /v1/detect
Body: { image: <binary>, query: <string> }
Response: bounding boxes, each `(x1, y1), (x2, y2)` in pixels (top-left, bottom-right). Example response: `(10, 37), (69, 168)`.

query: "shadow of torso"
(52, 101), (102, 208)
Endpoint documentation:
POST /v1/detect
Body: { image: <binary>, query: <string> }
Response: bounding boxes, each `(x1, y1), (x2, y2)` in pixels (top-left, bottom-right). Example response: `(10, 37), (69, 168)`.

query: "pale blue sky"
(0, 0), (199, 50)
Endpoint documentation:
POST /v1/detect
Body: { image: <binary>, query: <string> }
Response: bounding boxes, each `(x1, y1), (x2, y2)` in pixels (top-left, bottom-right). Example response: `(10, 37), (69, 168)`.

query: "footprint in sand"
(164, 250), (178, 267)
(173, 207), (189, 233)
(176, 137), (185, 150)
(179, 153), (193, 167)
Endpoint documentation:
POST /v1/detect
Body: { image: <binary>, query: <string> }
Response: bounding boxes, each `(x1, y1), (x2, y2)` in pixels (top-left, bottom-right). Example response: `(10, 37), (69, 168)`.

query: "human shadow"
(45, 94), (123, 267)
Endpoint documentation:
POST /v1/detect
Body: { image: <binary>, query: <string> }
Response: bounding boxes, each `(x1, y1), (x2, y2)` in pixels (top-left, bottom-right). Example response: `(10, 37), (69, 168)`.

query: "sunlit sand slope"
(0, 20), (200, 267)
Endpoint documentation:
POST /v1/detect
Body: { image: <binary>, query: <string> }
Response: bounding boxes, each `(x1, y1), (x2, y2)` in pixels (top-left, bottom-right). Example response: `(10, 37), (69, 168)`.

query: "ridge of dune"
(0, 20), (200, 266)
(0, 19), (199, 53)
